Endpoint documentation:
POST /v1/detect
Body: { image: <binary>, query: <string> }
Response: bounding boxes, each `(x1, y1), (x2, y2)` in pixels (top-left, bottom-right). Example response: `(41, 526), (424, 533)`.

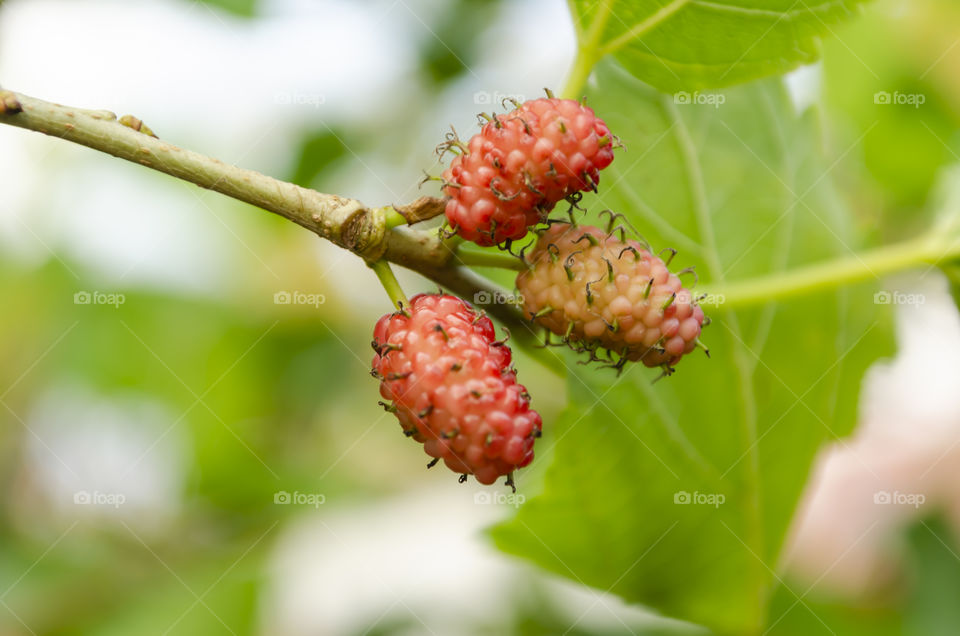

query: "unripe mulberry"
(516, 223), (707, 371)
(372, 293), (542, 486)
(441, 97), (616, 246)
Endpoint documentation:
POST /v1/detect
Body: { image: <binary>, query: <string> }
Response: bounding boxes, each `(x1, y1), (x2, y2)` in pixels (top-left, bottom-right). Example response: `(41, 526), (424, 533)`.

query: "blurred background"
(0, 0), (959, 634)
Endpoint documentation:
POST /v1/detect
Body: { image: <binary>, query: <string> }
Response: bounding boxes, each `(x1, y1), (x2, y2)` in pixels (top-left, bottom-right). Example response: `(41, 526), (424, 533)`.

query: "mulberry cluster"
(365, 94), (707, 489)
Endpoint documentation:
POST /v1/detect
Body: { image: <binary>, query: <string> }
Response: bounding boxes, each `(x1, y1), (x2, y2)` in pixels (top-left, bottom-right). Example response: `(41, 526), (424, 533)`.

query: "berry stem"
(455, 247), (526, 271)
(562, 49), (600, 100)
(382, 207), (409, 229)
(370, 260), (409, 309)
(560, 1), (612, 99)
(561, 0), (691, 99)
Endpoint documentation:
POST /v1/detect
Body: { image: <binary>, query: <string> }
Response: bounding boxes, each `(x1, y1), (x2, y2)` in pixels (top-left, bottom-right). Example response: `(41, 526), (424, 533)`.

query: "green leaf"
(902, 516), (960, 635)
(947, 267), (960, 310)
(765, 587), (902, 635)
(568, 0), (869, 92)
(492, 61), (893, 633)
(418, 0), (506, 84)
(289, 129), (349, 188)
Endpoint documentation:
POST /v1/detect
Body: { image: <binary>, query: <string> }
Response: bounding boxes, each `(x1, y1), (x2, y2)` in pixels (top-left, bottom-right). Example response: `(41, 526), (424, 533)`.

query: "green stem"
(560, 2), (612, 100)
(370, 260), (408, 309)
(561, 48), (599, 100)
(454, 247), (526, 271)
(382, 207), (408, 229)
(706, 234), (957, 310)
(562, 0), (691, 99)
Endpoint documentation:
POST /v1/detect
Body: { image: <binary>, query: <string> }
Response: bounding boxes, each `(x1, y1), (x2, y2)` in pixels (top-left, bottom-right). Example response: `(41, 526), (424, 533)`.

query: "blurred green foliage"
(194, 0), (258, 18)
(822, 0), (960, 230)
(419, 0), (505, 84)
(289, 129), (350, 188)
(0, 253), (359, 633)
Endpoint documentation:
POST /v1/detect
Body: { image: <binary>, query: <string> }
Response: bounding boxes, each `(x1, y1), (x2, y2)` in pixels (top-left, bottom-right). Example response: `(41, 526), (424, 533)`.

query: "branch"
(0, 89), (534, 333)
(2, 91), (392, 257)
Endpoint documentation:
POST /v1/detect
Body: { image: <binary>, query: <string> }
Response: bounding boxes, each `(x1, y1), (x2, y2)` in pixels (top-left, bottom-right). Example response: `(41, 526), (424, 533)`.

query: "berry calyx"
(372, 293), (542, 485)
(441, 96), (616, 246)
(515, 223), (707, 372)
